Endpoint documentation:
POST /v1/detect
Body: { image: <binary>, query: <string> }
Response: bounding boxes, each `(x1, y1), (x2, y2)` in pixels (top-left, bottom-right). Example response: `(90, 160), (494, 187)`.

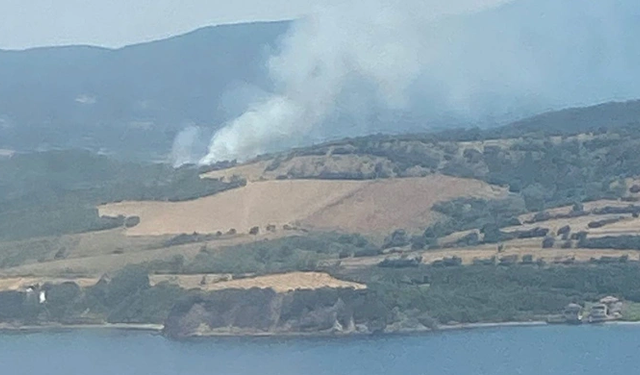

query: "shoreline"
(0, 323), (163, 333)
(437, 321), (548, 331)
(2, 320), (639, 337)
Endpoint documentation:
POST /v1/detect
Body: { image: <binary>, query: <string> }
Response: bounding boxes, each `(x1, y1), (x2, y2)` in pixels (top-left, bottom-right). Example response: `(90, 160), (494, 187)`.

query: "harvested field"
(99, 176), (505, 236)
(150, 272), (366, 293)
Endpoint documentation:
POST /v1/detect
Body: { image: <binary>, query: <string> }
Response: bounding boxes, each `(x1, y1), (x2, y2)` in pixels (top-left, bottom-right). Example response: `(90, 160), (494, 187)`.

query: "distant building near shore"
(600, 296), (623, 317)
(588, 304), (609, 323)
(38, 290), (46, 304)
(562, 304), (583, 324)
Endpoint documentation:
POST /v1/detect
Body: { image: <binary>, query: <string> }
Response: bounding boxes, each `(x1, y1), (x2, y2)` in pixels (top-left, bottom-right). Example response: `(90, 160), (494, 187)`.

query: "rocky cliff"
(163, 288), (433, 338)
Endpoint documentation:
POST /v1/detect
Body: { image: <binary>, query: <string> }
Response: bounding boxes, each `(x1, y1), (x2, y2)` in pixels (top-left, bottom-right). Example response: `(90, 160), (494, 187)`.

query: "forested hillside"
(3, 100), (640, 336)
(0, 150), (245, 240)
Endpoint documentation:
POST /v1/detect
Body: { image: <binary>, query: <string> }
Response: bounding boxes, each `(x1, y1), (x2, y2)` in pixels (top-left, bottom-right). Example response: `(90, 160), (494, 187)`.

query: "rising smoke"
(171, 126), (202, 167)
(200, 0), (640, 164)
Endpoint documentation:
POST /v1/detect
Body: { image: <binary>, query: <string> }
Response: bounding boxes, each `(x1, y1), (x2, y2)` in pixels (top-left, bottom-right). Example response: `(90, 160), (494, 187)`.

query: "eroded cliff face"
(163, 288), (433, 338)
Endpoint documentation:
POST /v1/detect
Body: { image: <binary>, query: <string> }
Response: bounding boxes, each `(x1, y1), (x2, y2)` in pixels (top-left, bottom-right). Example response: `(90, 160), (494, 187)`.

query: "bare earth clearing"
(150, 272), (366, 293)
(99, 176), (506, 236)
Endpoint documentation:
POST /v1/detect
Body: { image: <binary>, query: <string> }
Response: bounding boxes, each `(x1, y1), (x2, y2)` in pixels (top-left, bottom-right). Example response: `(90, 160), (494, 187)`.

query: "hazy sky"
(0, 0), (506, 50)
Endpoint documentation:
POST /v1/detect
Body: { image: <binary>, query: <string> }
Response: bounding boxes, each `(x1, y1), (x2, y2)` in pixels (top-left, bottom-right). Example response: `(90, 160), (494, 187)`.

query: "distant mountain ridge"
(0, 21), (291, 159)
(503, 100), (640, 136)
(2, 0), (640, 161)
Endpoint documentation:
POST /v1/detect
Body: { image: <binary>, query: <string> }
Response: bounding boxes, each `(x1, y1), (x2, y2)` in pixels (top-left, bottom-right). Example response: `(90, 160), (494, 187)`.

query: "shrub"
(124, 216), (141, 228)
(410, 235), (427, 250)
(542, 237), (555, 249)
(521, 254), (534, 264)
(588, 217), (623, 229)
(571, 231), (588, 241)
(557, 225), (571, 236)
(383, 229), (410, 249)
(454, 232), (480, 247)
(516, 227), (550, 239)
(354, 246), (383, 258)
(532, 211), (552, 223)
(432, 256), (462, 267)
(473, 257), (496, 266)
(572, 202), (585, 213)
(54, 248), (67, 260)
(379, 256), (423, 268)
(499, 255), (519, 266)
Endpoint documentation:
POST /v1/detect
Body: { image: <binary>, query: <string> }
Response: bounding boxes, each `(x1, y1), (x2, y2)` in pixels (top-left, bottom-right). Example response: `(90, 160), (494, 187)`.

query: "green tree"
(104, 265), (150, 308)
(522, 183), (546, 212)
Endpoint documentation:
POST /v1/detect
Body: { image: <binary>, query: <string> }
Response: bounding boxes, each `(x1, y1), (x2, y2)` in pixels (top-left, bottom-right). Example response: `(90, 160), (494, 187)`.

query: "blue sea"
(1, 324), (639, 375)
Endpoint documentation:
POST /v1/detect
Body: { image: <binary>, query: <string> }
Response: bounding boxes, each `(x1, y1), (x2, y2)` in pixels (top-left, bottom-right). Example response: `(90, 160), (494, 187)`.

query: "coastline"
(2, 320), (639, 338)
(0, 322), (163, 333)
(437, 321), (548, 331)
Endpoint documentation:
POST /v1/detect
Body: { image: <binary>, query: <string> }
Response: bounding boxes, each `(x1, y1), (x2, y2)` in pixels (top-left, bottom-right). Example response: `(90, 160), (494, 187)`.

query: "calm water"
(1, 325), (639, 375)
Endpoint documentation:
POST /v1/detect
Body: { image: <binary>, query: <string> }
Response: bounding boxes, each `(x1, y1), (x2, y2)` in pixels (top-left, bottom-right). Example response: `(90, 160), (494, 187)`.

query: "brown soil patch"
(150, 272), (365, 293)
(98, 176), (505, 236)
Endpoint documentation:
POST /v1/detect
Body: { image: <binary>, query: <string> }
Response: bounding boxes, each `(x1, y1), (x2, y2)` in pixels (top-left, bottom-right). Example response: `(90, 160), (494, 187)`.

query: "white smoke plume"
(200, 0), (640, 164)
(200, 0), (488, 164)
(171, 126), (202, 167)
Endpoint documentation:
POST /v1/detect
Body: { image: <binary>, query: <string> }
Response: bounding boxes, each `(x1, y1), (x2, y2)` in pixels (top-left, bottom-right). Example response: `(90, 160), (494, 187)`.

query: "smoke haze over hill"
(200, 0), (640, 163)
